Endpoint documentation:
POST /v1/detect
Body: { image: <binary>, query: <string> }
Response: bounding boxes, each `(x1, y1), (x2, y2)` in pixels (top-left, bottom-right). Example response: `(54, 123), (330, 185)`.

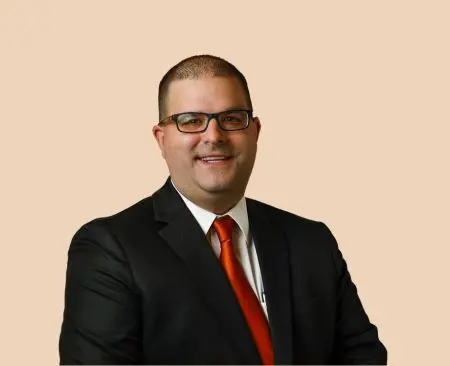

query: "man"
(59, 54), (387, 365)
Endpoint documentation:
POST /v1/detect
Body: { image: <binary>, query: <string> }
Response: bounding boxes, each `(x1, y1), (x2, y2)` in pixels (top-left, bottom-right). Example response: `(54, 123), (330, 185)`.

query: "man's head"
(152, 55), (261, 214)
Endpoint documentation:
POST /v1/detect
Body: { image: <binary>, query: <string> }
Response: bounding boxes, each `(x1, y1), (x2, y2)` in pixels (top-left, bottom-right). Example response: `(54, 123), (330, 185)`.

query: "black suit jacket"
(59, 178), (387, 365)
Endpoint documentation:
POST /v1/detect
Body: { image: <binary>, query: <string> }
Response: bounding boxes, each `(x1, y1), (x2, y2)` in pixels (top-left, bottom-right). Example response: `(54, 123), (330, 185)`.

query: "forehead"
(165, 76), (249, 115)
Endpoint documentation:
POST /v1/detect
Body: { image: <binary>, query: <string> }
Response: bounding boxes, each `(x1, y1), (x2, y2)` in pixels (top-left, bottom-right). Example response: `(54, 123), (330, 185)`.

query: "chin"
(200, 182), (233, 194)
(198, 177), (236, 194)
(199, 172), (250, 196)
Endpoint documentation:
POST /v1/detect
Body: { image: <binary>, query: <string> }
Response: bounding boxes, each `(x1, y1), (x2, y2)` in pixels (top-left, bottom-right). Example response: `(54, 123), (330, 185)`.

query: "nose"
(202, 118), (227, 143)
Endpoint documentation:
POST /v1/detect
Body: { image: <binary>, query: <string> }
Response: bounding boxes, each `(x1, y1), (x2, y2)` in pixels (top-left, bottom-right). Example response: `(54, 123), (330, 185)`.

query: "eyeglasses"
(158, 109), (254, 133)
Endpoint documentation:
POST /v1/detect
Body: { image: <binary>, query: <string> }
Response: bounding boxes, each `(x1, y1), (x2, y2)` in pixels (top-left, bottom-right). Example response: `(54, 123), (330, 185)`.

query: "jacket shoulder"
(246, 197), (322, 227)
(246, 197), (338, 247)
(73, 194), (156, 239)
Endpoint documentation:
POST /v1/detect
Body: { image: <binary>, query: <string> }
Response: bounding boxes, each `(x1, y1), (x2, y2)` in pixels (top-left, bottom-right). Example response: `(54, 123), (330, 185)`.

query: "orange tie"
(213, 216), (274, 365)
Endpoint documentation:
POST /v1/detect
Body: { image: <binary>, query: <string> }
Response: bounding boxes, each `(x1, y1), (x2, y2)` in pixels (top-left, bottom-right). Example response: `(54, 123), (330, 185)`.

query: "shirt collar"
(170, 179), (250, 242)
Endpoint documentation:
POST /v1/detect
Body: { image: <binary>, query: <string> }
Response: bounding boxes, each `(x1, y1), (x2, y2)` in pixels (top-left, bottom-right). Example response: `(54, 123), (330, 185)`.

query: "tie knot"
(212, 215), (234, 244)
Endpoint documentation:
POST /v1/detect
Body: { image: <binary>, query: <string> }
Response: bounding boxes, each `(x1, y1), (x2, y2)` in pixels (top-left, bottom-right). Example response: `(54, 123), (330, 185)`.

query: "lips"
(196, 154), (232, 164)
(197, 153), (231, 159)
(199, 156), (229, 162)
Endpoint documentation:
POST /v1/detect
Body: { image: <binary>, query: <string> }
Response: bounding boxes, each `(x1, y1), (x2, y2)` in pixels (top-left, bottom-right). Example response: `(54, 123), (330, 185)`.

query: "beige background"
(1, 0), (449, 365)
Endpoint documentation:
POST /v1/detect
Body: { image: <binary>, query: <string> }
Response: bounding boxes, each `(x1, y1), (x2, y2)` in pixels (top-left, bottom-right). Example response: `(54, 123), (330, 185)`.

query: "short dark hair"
(158, 54), (253, 120)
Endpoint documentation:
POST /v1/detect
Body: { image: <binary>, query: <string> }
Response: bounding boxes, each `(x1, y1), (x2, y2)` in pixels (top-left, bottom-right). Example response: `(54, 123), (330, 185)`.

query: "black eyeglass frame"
(158, 109), (254, 133)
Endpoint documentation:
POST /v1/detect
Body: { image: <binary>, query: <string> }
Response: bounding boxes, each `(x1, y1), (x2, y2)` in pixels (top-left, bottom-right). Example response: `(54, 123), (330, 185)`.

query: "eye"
(221, 111), (247, 124)
(182, 118), (202, 125)
(222, 116), (241, 122)
(178, 113), (205, 126)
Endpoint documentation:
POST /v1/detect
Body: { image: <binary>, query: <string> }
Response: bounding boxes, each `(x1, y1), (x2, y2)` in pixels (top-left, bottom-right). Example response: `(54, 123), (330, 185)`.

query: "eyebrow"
(224, 106), (248, 111)
(183, 106), (250, 114)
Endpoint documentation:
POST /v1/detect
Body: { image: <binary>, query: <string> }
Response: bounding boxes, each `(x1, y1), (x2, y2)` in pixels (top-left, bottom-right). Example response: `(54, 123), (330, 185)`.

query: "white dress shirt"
(171, 180), (268, 319)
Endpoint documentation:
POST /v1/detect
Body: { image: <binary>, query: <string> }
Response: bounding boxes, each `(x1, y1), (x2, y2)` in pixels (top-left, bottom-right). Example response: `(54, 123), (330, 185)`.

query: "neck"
(171, 181), (243, 215)
(199, 195), (241, 215)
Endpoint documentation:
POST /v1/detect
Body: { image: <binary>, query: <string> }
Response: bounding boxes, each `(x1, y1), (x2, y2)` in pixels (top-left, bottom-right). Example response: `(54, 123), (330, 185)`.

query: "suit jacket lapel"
(153, 178), (261, 364)
(247, 198), (294, 365)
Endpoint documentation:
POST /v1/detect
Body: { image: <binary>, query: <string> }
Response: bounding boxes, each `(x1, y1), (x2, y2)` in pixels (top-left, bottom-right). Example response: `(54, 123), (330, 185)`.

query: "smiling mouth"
(196, 155), (232, 165)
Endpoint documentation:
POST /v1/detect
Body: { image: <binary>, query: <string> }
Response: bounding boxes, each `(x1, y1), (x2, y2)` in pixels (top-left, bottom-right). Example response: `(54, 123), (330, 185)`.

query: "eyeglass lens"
(177, 111), (249, 132)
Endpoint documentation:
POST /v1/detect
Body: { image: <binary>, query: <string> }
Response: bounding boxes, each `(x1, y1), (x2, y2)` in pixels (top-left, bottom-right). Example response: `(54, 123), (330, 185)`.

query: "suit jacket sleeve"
(59, 221), (141, 365)
(320, 223), (388, 365)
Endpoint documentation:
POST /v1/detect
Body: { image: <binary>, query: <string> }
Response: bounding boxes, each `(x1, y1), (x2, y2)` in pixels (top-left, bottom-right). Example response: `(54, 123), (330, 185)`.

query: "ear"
(152, 124), (166, 158)
(253, 116), (261, 141)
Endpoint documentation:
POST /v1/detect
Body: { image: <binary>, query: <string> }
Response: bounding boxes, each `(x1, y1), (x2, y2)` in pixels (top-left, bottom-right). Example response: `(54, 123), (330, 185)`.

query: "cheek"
(164, 134), (198, 164)
(232, 135), (257, 157)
